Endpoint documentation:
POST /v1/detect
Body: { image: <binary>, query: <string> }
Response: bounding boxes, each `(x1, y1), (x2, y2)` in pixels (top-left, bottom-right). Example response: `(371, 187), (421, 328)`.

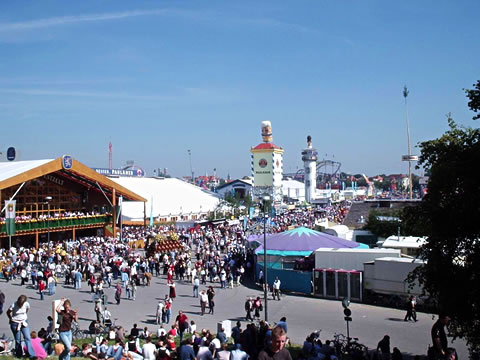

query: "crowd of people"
(0, 210), (105, 222)
(0, 209), (457, 360)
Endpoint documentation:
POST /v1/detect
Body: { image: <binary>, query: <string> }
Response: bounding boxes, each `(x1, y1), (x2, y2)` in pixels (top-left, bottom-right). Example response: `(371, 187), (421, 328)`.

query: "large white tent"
(110, 177), (220, 222)
(282, 178), (305, 202)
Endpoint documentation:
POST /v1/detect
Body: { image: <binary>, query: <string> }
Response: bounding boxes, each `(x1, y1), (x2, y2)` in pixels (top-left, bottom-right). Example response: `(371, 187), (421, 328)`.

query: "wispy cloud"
(0, 9), (169, 32)
(239, 17), (321, 35)
(0, 87), (170, 100)
(0, 77), (131, 86)
(0, 86), (239, 104)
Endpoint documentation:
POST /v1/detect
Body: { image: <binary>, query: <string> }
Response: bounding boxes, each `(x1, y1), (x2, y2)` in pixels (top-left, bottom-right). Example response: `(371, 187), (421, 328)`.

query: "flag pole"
(0, 182), (25, 214)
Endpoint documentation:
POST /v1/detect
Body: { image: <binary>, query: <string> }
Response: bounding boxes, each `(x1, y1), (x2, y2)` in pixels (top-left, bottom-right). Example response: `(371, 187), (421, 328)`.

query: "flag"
(149, 197), (154, 227)
(249, 207), (255, 219)
(116, 196), (123, 223)
(5, 200), (16, 236)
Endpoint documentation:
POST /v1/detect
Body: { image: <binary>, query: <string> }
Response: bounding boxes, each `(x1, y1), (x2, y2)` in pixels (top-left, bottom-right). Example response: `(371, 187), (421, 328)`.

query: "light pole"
(403, 85), (413, 200)
(263, 195), (270, 322)
(45, 196), (52, 243)
(187, 149), (194, 183)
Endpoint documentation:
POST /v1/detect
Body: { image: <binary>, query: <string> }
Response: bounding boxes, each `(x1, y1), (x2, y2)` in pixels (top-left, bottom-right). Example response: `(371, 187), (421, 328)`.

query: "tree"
(465, 80), (480, 120)
(408, 114), (480, 353)
(363, 210), (401, 238)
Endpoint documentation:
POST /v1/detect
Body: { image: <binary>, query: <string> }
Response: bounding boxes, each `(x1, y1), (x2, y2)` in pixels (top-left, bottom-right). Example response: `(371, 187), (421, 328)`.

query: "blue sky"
(0, 1), (479, 178)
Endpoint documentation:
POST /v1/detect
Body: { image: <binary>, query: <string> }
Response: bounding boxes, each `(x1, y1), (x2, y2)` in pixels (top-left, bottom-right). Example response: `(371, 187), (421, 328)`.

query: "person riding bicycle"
(273, 277), (281, 301)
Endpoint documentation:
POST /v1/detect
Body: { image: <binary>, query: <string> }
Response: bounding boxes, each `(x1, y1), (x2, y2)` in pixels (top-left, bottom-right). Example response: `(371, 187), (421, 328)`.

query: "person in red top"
(175, 311), (189, 343)
(38, 280), (46, 300)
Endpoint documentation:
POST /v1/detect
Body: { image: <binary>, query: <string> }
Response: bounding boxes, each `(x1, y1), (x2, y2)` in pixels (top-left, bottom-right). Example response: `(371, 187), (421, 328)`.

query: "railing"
(0, 215), (112, 234)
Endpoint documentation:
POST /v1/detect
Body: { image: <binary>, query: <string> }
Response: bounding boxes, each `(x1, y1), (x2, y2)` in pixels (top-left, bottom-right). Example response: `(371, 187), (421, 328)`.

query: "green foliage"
(464, 80), (480, 120)
(409, 114), (480, 353)
(363, 210), (400, 238)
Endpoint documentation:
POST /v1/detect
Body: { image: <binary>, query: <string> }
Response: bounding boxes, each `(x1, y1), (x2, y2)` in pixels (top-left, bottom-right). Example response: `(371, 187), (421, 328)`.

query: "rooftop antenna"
(109, 141), (113, 169)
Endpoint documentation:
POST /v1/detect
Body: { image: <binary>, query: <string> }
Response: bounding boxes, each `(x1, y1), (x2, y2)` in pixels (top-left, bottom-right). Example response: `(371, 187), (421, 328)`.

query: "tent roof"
(251, 143), (282, 150)
(382, 236), (426, 249)
(255, 226), (363, 255)
(0, 157), (145, 202)
(0, 159), (54, 182)
(110, 177), (220, 221)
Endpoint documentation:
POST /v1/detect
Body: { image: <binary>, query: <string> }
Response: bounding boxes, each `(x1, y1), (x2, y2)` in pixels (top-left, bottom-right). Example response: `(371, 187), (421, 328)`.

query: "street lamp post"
(45, 196), (52, 243)
(263, 195), (270, 322)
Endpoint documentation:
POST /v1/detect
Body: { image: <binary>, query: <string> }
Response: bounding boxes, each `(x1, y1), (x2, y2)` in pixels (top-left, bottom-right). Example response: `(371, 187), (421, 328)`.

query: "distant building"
(215, 178), (253, 199)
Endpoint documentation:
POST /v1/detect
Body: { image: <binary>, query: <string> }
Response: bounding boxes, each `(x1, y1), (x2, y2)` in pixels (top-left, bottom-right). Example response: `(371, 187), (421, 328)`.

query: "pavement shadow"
(78, 317), (95, 322)
(386, 317), (406, 322)
(228, 316), (249, 322)
(183, 311), (202, 316)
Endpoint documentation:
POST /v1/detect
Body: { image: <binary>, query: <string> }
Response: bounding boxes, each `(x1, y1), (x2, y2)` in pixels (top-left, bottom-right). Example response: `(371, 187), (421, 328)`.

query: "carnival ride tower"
(250, 121), (284, 205)
(301, 136), (318, 203)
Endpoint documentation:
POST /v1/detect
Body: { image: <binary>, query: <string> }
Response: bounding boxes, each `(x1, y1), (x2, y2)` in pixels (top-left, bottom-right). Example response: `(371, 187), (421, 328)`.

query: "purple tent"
(254, 226), (366, 256)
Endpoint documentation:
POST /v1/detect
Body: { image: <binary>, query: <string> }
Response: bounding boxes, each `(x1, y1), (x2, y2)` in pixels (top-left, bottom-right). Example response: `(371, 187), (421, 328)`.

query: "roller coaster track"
(287, 159), (342, 181)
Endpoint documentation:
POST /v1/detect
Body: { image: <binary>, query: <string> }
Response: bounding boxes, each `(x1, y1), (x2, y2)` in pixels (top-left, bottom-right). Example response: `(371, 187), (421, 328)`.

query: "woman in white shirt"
(7, 295), (35, 358)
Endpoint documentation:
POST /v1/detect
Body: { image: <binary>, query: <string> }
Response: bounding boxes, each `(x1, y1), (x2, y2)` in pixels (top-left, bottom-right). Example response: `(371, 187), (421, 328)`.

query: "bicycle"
(71, 321), (88, 340)
(97, 318), (120, 338)
(332, 333), (369, 360)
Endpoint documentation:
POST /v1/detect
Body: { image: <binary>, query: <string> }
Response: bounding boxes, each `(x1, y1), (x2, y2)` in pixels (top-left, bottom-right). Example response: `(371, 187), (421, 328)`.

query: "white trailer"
(314, 248), (401, 271)
(363, 257), (424, 295)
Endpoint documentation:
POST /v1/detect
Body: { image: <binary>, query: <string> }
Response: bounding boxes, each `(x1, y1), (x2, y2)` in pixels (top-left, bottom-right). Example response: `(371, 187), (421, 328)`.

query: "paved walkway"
(0, 274), (468, 359)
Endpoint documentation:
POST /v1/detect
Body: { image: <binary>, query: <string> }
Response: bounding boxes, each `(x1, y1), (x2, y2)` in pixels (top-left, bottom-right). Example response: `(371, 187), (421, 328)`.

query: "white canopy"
(110, 177), (220, 221)
(0, 159), (53, 182)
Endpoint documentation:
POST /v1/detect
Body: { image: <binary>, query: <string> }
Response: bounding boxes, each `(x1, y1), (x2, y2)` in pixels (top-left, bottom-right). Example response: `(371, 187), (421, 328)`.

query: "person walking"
(7, 294), (35, 358)
(74, 269), (82, 290)
(95, 299), (103, 322)
(245, 297), (253, 321)
(156, 301), (165, 325)
(168, 281), (176, 300)
(56, 298), (78, 360)
(200, 290), (208, 316)
(431, 314), (451, 360)
(175, 311), (189, 343)
(163, 296), (172, 324)
(207, 286), (215, 315)
(0, 289), (5, 315)
(272, 277), (281, 301)
(254, 297), (263, 320)
(115, 283), (122, 305)
(193, 277), (200, 298)
(38, 279), (46, 300)
(404, 296), (417, 322)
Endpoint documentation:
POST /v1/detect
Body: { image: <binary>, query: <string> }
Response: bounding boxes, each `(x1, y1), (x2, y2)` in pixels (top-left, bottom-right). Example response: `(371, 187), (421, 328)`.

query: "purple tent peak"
(255, 226), (362, 254)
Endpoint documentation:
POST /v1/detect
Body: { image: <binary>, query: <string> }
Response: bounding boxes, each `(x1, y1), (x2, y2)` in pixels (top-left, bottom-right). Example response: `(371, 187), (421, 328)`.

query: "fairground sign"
(93, 168), (145, 177)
